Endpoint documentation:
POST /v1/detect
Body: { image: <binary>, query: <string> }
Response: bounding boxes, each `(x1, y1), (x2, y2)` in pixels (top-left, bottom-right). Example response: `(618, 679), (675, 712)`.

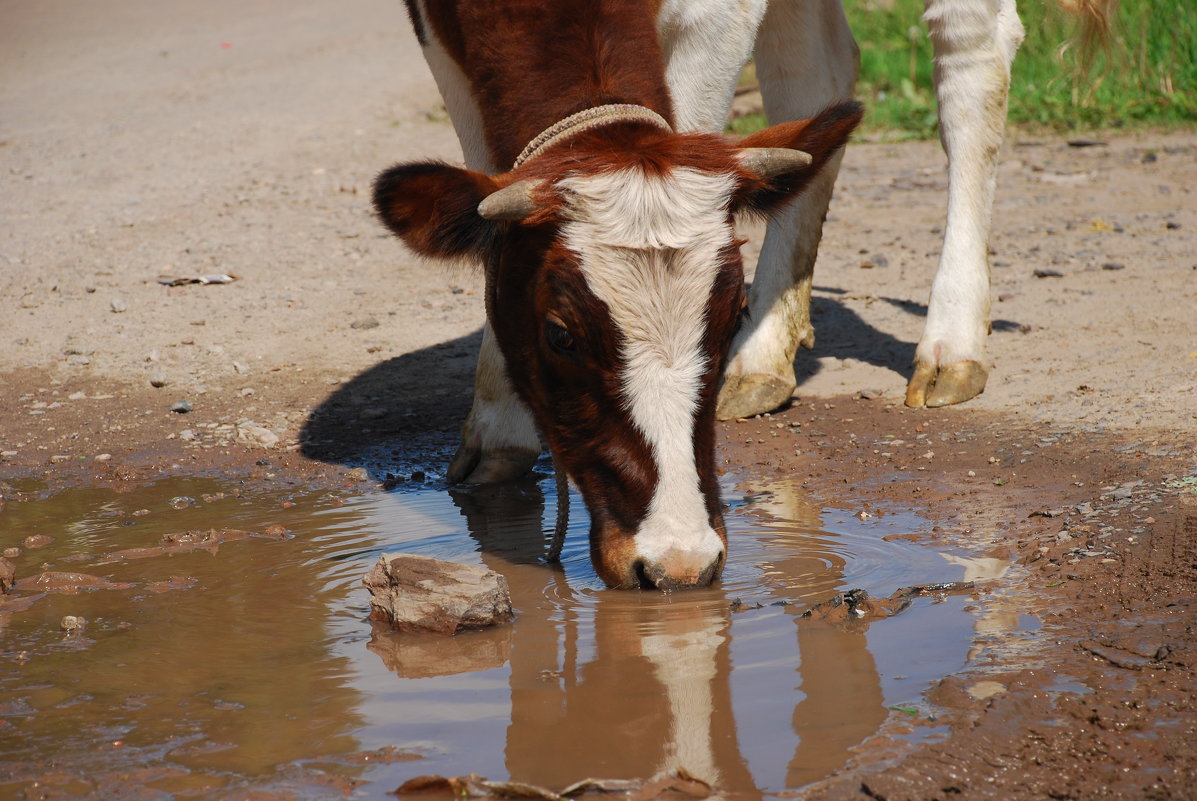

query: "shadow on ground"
(299, 293), (1024, 474)
(299, 328), (483, 480)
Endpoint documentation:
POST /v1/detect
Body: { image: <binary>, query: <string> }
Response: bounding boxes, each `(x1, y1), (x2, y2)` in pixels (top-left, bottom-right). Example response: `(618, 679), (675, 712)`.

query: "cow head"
(374, 102), (862, 589)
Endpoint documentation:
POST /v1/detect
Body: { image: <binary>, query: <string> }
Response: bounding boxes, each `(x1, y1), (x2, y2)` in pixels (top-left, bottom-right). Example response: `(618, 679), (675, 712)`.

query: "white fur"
(560, 168), (734, 569)
(719, 0), (860, 388)
(919, 0), (1024, 367)
(656, 0), (767, 132)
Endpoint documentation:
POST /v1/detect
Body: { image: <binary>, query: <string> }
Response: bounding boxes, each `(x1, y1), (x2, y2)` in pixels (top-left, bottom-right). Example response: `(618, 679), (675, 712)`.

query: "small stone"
(168, 496), (197, 510)
(351, 318), (380, 330)
(179, 429), (196, 441)
(94, 453), (112, 462)
(236, 423), (279, 449)
(110, 299), (127, 313)
(233, 361), (250, 374)
(967, 681), (1007, 701)
(0, 558), (14, 594)
(60, 615), (87, 632)
(68, 391), (87, 400)
(2, 548), (19, 559)
(150, 373), (169, 388)
(24, 534), (53, 549)
(67, 354), (91, 366)
(1033, 268), (1064, 278)
(363, 553), (514, 634)
(170, 400), (193, 413)
(50, 455), (71, 464)
(347, 467), (369, 481)
(1101, 262), (1125, 271)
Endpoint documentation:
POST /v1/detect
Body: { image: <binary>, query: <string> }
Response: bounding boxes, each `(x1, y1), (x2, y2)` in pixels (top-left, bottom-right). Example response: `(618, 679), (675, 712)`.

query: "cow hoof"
(447, 444), (539, 485)
(716, 373), (794, 421)
(905, 359), (988, 408)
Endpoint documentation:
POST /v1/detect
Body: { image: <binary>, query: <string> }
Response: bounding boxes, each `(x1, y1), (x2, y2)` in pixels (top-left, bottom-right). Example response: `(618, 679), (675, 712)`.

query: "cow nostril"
(632, 559), (654, 590)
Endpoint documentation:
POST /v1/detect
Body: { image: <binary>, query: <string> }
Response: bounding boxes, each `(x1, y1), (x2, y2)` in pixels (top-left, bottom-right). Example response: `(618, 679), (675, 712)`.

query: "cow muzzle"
(635, 547), (725, 590)
(594, 522), (725, 590)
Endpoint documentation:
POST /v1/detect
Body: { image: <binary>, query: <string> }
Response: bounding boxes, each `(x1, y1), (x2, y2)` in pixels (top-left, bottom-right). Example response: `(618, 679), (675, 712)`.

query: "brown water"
(0, 472), (1009, 799)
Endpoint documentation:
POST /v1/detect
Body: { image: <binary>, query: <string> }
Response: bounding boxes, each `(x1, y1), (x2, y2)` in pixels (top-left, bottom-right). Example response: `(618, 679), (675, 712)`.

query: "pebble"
(68, 391), (87, 400)
(0, 558), (14, 593)
(2, 548), (20, 558)
(236, 423), (279, 449)
(110, 299), (127, 313)
(67, 354), (91, 366)
(60, 615), (87, 632)
(94, 453), (112, 462)
(168, 496), (197, 510)
(351, 318), (380, 330)
(170, 400), (193, 413)
(150, 373), (169, 388)
(179, 429), (196, 441)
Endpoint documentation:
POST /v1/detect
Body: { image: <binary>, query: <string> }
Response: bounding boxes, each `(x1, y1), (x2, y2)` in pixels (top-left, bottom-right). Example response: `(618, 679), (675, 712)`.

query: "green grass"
(806, 0), (1196, 138)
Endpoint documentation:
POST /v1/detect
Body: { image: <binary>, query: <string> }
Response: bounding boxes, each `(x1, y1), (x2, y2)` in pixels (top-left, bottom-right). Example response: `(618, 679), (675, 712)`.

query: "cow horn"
(737, 148), (813, 179)
(478, 179), (540, 221)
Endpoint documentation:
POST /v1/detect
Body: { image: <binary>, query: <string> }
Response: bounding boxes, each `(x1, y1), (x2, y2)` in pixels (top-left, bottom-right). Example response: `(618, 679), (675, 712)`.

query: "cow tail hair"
(1055, 0), (1120, 75)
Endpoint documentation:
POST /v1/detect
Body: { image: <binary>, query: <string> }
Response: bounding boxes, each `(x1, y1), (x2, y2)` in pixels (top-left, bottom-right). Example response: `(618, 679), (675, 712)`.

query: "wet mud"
(2, 396), (1194, 800)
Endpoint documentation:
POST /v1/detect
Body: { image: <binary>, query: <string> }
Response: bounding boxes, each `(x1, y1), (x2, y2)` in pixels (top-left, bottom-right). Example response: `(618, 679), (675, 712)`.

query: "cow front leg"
(447, 324), (541, 484)
(716, 0), (858, 421)
(907, 0), (1023, 408)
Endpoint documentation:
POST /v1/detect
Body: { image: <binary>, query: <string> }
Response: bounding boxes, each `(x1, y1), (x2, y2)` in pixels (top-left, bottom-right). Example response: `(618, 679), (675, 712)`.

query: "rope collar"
(513, 104), (672, 169)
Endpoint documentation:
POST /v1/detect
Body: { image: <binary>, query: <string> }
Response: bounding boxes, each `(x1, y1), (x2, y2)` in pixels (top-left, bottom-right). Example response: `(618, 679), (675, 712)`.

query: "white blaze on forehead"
(560, 167), (734, 568)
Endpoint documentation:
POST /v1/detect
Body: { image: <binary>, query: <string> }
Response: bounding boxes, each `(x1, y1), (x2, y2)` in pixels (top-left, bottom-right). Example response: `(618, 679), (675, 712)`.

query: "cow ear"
(373, 161), (501, 261)
(733, 100), (864, 216)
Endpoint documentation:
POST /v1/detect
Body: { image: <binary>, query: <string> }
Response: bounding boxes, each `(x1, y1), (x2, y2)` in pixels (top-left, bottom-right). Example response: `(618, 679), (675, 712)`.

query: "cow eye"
(545, 319), (575, 353)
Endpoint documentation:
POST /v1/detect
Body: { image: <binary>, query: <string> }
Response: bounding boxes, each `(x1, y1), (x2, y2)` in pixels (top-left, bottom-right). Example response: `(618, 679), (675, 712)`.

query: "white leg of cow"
(656, 0), (767, 133)
(419, 22), (542, 483)
(446, 323), (542, 484)
(907, 0), (1023, 407)
(716, 0), (859, 420)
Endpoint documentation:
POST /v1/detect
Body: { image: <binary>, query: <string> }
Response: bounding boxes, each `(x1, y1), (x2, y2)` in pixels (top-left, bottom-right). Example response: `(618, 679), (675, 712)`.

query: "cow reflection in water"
(368, 481), (887, 792)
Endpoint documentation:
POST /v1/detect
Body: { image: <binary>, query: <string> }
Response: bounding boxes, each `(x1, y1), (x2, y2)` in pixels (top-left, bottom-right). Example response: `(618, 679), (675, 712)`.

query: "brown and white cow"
(374, 0), (860, 588)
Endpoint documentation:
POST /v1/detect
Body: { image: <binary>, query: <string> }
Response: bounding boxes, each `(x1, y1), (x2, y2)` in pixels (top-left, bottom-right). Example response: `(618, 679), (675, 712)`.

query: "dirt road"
(2, 0), (1195, 798)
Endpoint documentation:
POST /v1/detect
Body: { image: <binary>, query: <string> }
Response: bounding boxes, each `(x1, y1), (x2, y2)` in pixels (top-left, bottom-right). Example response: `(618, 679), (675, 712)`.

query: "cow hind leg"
(716, 0), (859, 421)
(906, 0), (1024, 408)
(447, 324), (541, 484)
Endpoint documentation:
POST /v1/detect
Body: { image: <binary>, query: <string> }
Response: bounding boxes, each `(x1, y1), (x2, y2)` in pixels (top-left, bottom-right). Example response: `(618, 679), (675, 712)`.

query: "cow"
(375, 0), (860, 588)
(373, 0), (1110, 588)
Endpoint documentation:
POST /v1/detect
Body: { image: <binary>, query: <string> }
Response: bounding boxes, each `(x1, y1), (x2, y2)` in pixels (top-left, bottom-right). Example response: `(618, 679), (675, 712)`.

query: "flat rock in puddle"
(363, 553), (513, 635)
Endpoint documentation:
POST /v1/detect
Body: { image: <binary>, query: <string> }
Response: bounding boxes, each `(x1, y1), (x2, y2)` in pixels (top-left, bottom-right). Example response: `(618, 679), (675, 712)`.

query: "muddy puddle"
(0, 470), (1027, 799)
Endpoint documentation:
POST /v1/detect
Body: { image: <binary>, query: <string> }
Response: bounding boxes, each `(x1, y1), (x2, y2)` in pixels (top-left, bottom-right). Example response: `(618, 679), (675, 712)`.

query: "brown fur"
(419, 0), (674, 168)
